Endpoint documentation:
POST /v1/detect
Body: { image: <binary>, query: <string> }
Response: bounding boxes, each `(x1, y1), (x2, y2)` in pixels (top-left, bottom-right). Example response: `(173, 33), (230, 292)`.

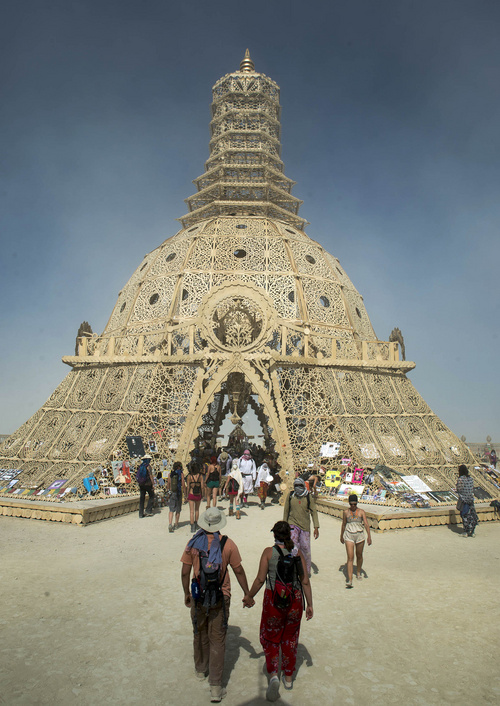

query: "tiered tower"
(0, 52), (489, 502)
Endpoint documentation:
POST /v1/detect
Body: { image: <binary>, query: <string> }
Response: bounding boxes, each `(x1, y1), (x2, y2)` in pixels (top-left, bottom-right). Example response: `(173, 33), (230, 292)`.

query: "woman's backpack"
(272, 546), (303, 611)
(227, 477), (239, 494)
(207, 464), (220, 483)
(190, 474), (202, 496)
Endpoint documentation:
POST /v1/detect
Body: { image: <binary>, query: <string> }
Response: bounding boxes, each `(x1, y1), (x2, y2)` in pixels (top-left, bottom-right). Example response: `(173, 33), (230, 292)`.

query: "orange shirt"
(181, 534), (242, 598)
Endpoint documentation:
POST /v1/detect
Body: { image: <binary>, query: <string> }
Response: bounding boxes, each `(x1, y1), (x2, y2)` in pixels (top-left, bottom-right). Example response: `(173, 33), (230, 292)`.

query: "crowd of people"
(157, 447), (284, 533)
(131, 454), (481, 702)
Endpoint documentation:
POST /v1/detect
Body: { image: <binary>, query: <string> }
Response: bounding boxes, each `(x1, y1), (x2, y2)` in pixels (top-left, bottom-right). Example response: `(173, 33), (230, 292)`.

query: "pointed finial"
(240, 49), (255, 73)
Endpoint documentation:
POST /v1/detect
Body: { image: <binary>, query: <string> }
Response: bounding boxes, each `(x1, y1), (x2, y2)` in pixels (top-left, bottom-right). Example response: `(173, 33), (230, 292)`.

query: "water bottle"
(191, 578), (201, 601)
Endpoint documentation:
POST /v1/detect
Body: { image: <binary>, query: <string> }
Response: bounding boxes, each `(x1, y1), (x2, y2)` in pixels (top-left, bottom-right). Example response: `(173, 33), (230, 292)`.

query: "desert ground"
(1, 499), (499, 706)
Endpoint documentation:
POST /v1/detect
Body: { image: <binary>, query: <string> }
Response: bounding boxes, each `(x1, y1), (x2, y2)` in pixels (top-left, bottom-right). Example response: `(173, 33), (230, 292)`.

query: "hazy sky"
(1, 0), (499, 443)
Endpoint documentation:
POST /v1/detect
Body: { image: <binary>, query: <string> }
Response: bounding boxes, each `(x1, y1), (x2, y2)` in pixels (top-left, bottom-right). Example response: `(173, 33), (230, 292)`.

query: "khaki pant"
(191, 597), (230, 686)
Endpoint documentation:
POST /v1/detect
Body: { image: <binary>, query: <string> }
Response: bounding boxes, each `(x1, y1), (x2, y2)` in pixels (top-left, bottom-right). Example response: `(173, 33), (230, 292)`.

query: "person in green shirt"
(283, 478), (319, 576)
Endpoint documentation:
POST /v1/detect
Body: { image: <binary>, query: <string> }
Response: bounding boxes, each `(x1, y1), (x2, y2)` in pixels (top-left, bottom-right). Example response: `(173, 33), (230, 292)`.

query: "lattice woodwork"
(1, 51), (494, 509)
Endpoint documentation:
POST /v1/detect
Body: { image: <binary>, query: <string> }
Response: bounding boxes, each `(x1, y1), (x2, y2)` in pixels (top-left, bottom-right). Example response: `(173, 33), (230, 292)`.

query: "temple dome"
(102, 216), (376, 359)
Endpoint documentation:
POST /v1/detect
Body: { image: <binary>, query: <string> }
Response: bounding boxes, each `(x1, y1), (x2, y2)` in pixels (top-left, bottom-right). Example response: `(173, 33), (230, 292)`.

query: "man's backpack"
(273, 545), (303, 611)
(136, 461), (149, 485)
(197, 536), (228, 609)
(170, 469), (180, 494)
(227, 477), (239, 494)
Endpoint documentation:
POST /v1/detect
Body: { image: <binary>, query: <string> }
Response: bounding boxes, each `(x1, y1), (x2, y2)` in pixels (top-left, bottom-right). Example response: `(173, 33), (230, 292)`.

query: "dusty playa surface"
(1, 500), (499, 706)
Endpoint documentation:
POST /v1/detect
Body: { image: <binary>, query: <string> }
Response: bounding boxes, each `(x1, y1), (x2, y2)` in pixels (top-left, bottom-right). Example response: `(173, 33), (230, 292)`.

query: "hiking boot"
(235, 509), (241, 520)
(190, 523), (195, 533)
(168, 524), (174, 533)
(210, 685), (226, 702)
(228, 507), (234, 516)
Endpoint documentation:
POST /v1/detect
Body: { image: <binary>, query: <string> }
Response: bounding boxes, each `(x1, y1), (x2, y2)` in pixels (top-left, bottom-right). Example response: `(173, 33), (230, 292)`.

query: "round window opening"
(166, 252), (176, 263)
(120, 302), (126, 313)
(305, 254), (316, 265)
(236, 224), (247, 229)
(233, 249), (247, 259)
(319, 296), (330, 308)
(149, 293), (159, 305)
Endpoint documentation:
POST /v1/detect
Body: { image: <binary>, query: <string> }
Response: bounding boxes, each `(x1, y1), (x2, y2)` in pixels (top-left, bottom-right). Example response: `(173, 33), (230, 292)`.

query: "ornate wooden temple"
(1, 51), (497, 520)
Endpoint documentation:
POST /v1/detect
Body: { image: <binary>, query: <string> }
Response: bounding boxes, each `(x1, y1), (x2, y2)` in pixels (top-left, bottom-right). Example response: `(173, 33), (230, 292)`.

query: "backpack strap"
(219, 535), (229, 583)
(285, 493), (291, 521)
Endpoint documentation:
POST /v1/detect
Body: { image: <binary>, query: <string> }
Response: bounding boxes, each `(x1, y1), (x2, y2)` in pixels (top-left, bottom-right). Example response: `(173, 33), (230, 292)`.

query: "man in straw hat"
(181, 507), (253, 703)
(136, 454), (155, 518)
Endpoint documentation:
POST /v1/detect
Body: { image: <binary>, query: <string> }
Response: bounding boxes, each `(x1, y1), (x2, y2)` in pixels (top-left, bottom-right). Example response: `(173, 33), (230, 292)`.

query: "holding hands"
(242, 594), (255, 608)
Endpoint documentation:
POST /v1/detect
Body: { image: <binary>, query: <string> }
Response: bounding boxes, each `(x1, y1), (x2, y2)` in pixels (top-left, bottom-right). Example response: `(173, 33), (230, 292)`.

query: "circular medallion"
(200, 282), (275, 353)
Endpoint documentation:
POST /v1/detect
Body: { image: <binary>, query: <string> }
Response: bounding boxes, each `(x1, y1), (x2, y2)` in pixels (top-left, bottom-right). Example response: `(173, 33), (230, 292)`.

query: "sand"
(1, 500), (499, 706)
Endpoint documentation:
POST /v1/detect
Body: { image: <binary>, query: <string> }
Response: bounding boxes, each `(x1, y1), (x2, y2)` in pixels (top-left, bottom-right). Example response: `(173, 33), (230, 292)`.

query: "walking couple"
(180, 507), (313, 702)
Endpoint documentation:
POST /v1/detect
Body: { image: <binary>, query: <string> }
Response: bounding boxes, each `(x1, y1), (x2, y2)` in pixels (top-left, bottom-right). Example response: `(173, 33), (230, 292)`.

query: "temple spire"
(239, 48), (255, 72)
(179, 53), (306, 230)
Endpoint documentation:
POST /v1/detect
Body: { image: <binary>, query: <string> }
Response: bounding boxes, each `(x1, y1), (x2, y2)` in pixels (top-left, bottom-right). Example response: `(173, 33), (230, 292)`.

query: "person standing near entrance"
(206, 457), (222, 509)
(283, 477), (319, 576)
(238, 449), (256, 504)
(187, 462), (205, 533)
(136, 454), (155, 518)
(181, 508), (252, 703)
(255, 462), (273, 510)
(168, 461), (186, 532)
(226, 460), (243, 518)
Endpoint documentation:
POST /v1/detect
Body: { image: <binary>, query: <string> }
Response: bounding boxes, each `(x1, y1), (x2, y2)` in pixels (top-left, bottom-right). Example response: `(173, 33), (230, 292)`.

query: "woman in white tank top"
(340, 494), (372, 588)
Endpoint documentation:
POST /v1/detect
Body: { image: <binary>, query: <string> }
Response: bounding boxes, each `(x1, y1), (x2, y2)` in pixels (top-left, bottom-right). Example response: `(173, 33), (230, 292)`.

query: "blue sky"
(1, 0), (499, 442)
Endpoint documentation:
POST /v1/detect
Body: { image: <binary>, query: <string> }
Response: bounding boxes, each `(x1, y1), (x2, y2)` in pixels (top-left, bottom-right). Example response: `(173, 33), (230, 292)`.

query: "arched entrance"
(175, 355), (294, 477)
